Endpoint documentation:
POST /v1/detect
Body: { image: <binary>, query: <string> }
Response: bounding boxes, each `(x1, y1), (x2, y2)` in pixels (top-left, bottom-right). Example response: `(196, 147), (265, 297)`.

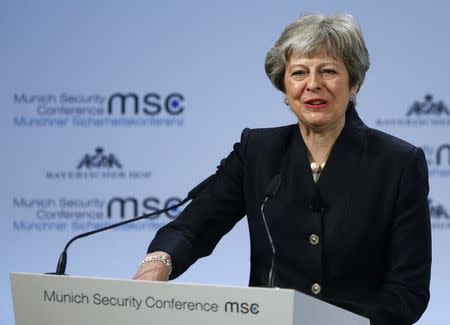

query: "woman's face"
(284, 52), (357, 131)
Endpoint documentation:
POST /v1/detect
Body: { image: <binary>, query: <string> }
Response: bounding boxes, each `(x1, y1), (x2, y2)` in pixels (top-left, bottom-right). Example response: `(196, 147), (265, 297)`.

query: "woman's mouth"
(304, 98), (328, 109)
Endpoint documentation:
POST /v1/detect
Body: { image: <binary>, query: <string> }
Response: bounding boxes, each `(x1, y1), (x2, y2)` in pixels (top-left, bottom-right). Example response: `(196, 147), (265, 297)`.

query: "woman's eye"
(323, 69), (336, 74)
(292, 70), (306, 76)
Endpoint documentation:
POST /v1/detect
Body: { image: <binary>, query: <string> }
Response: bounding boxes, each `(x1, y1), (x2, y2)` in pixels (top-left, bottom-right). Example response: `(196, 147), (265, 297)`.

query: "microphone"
(49, 174), (216, 275)
(260, 174), (281, 287)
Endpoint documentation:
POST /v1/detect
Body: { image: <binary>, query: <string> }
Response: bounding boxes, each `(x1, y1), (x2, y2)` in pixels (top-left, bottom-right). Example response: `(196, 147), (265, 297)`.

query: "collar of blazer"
(268, 108), (368, 213)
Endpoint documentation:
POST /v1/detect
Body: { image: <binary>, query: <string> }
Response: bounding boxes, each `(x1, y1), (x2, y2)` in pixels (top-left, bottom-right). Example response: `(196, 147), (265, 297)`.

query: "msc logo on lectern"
(224, 301), (260, 314)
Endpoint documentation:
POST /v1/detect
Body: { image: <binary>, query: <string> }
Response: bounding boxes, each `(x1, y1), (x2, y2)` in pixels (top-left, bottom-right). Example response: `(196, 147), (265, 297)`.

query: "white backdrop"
(2, 1), (449, 324)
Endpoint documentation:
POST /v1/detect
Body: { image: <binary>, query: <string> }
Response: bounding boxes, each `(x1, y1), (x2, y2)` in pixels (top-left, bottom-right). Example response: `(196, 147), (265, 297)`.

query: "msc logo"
(224, 301), (259, 315)
(107, 92), (184, 115)
(422, 144), (450, 166)
(407, 94), (450, 116)
(106, 196), (183, 219)
(436, 144), (450, 166)
(429, 199), (449, 219)
(77, 147), (122, 169)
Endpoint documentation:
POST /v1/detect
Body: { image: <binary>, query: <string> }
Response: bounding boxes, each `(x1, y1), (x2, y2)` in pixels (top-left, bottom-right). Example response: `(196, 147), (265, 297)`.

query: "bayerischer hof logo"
(376, 94), (450, 126)
(407, 94), (449, 116)
(45, 147), (151, 180)
(77, 147), (122, 169)
(429, 199), (450, 230)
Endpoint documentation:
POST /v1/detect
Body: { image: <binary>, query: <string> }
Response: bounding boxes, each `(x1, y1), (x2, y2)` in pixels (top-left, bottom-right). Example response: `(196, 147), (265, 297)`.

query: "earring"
(349, 95), (356, 106)
(283, 95), (289, 106)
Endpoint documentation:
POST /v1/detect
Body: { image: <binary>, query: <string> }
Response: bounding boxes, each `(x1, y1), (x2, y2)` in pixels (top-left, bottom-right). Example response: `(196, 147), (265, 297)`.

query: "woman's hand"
(132, 251), (171, 281)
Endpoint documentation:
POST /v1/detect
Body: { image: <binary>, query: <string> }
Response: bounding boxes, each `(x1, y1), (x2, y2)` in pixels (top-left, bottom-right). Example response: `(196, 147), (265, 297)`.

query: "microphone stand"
(48, 175), (215, 275)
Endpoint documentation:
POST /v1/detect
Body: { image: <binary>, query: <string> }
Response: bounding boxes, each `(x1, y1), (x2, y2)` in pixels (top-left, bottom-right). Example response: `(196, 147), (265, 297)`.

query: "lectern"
(10, 273), (369, 325)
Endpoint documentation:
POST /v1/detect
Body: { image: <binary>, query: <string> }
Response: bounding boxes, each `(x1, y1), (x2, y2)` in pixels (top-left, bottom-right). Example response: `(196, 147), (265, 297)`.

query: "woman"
(134, 13), (431, 325)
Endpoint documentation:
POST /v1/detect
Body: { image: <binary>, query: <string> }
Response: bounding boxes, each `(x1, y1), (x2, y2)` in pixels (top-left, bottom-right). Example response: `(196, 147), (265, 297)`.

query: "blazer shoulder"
(243, 124), (297, 145)
(241, 124), (298, 153)
(240, 124), (297, 167)
(366, 127), (422, 158)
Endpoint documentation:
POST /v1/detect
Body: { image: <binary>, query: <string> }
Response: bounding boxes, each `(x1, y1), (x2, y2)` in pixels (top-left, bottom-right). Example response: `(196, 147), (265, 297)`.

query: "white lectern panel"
(10, 273), (369, 325)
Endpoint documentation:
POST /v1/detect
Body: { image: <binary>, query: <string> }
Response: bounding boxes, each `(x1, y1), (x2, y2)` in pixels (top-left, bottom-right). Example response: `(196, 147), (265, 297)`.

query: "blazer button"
(309, 234), (319, 245)
(311, 283), (321, 295)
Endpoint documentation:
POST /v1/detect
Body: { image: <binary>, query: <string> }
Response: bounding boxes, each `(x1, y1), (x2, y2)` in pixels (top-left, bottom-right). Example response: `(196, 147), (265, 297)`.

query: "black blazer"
(149, 108), (431, 325)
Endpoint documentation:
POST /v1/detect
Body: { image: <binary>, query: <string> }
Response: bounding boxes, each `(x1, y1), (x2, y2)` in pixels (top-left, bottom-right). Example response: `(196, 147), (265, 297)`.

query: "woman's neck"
(299, 117), (345, 164)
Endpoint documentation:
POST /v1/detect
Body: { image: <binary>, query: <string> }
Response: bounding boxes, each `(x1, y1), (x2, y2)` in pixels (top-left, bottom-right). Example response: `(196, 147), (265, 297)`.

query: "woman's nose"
(306, 73), (321, 91)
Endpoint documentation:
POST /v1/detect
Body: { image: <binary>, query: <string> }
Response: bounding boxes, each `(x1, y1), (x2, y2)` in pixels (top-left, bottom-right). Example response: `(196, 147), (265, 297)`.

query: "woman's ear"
(350, 84), (358, 97)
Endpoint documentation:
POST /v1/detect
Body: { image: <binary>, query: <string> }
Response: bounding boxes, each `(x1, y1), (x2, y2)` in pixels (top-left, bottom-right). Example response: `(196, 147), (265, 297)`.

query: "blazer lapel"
(263, 109), (367, 240)
(318, 109), (366, 195)
(315, 109), (368, 260)
(263, 125), (318, 242)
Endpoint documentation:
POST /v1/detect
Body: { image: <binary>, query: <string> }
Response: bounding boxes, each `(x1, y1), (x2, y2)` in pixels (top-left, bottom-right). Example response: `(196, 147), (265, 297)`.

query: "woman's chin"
(300, 117), (333, 130)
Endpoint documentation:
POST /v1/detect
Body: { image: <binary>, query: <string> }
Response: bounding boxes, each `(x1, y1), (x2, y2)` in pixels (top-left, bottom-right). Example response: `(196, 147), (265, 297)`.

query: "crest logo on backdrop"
(77, 147), (122, 170)
(429, 199), (450, 230)
(45, 147), (151, 180)
(375, 94), (450, 126)
(407, 94), (450, 116)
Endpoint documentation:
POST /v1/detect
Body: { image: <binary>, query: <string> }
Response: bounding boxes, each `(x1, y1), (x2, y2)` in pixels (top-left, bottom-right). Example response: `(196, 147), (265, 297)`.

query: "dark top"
(148, 108), (431, 325)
